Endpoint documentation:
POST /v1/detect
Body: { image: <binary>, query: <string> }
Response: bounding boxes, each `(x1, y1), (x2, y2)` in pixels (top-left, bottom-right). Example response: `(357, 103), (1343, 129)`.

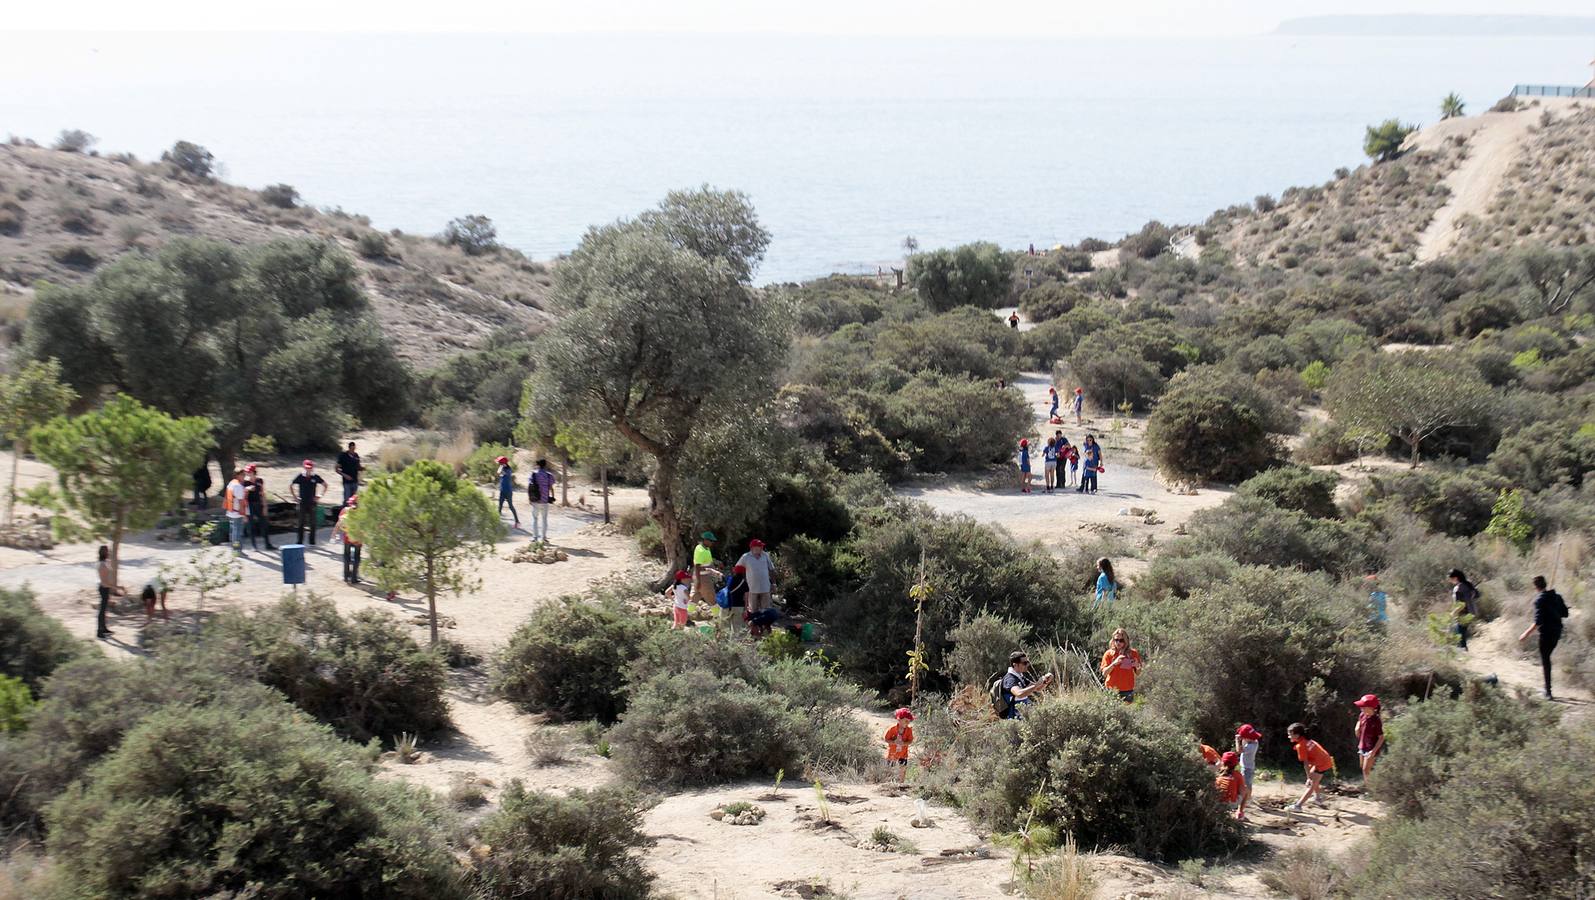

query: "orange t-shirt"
(1215, 771), (1243, 803)
(1294, 738), (1333, 772)
(1199, 744), (1220, 766)
(1101, 649), (1142, 691)
(884, 724), (914, 761)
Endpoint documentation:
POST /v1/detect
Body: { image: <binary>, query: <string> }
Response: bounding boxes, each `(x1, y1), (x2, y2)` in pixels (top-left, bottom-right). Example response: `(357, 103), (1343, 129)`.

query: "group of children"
(1204, 694), (1385, 820)
(1018, 430), (1103, 494)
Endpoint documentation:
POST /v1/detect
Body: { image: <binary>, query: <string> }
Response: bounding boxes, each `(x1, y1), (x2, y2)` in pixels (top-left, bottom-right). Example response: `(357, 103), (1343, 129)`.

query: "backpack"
(987, 672), (1009, 717)
(1545, 590), (1570, 623)
(715, 586), (730, 609)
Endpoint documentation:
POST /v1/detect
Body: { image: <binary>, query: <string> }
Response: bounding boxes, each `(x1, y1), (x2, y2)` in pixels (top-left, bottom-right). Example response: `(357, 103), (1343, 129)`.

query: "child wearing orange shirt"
(884, 708), (915, 781)
(1286, 722), (1334, 811)
(1214, 751), (1244, 812)
(1100, 628), (1143, 702)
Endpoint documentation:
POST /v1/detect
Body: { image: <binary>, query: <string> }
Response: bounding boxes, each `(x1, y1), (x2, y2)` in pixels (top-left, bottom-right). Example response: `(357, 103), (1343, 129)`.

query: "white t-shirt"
(226, 480), (247, 519)
(672, 583), (690, 609)
(735, 552), (775, 593)
(1238, 739), (1259, 772)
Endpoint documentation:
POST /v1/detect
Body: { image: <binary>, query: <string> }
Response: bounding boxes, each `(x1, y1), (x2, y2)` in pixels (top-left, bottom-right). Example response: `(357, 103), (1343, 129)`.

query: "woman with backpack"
(1448, 568), (1480, 651)
(1519, 575), (1570, 700)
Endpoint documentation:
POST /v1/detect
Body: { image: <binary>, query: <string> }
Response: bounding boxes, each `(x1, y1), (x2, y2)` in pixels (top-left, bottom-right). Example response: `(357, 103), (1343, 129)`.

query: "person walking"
(884, 708), (916, 782)
(527, 458), (556, 542)
(494, 456), (520, 528)
(735, 539), (777, 638)
(1018, 438), (1032, 493)
(223, 469), (249, 555)
(244, 464), (274, 551)
(1042, 437), (1058, 492)
(291, 460), (327, 545)
(691, 531), (722, 610)
(999, 650), (1053, 720)
(1100, 628), (1142, 702)
(1048, 387), (1060, 420)
(1354, 694), (1385, 777)
(1519, 575), (1570, 700)
(1234, 724), (1262, 821)
(334, 441), (362, 506)
(192, 459), (212, 510)
(1448, 569), (1480, 651)
(1094, 558), (1119, 606)
(95, 545), (124, 640)
(1287, 723), (1335, 811)
(334, 496), (362, 584)
(1078, 435), (1102, 494)
(1364, 571), (1389, 626)
(1072, 387), (1085, 425)
(1008, 310), (1020, 330)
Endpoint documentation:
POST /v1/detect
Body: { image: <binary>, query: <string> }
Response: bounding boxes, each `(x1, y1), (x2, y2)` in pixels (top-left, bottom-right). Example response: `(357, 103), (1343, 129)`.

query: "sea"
(1, 31), (1591, 283)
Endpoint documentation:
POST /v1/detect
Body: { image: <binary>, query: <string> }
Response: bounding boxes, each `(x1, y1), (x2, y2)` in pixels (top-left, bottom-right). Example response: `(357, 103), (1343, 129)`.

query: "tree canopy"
(0, 358), (77, 523)
(905, 242), (1015, 312)
(1325, 352), (1491, 466)
(1363, 119), (1417, 162)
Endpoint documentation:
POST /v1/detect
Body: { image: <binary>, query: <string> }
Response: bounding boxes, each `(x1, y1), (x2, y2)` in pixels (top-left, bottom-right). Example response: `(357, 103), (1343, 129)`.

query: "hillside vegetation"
(0, 139), (551, 367)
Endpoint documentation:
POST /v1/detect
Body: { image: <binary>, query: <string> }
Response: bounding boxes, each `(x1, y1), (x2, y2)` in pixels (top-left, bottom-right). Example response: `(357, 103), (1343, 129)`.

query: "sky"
(5, 0), (1593, 37)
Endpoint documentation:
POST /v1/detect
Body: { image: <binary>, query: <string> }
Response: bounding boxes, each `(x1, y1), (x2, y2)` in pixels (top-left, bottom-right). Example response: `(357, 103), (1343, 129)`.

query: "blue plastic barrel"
(280, 544), (307, 585)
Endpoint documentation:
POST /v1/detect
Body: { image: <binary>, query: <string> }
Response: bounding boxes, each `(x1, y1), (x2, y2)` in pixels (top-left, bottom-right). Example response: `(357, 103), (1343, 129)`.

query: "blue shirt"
(497, 467), (514, 495)
(1084, 443), (1102, 466)
(1019, 447), (1030, 468)
(1095, 572), (1117, 605)
(1043, 445), (1058, 462)
(1368, 590), (1389, 624)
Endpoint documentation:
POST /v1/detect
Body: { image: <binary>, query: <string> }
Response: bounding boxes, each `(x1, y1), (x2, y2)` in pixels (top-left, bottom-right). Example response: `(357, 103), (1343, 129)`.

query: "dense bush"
(206, 594), (451, 743)
(1235, 465), (1339, 518)
(162, 139), (214, 178)
(473, 782), (654, 900)
(961, 693), (1243, 861)
(1017, 281), (1087, 322)
(1357, 466), (1506, 538)
(609, 668), (805, 785)
(1131, 552), (1241, 604)
(495, 595), (652, 723)
(443, 214), (499, 255)
(755, 657), (876, 770)
(884, 373), (1032, 471)
(0, 675), (33, 733)
(464, 441), (517, 484)
(1487, 421), (1595, 492)
(260, 183), (300, 209)
(1140, 566), (1385, 762)
(1182, 494), (1371, 575)
(1145, 367), (1289, 482)
(906, 242), (1015, 311)
(945, 612), (1031, 686)
(44, 702), (462, 899)
(0, 587), (87, 692)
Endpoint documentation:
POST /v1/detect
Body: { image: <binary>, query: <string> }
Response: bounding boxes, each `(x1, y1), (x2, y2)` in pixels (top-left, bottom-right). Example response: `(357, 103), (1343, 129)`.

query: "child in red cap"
(665, 570), (691, 630)
(1215, 751), (1244, 812)
(1287, 722), (1335, 811)
(1234, 724), (1261, 820)
(884, 708), (915, 781)
(1017, 438), (1032, 493)
(1354, 694), (1384, 778)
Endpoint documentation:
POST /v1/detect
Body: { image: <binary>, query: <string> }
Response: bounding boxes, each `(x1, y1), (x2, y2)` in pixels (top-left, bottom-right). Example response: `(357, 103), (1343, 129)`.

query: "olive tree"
(523, 188), (792, 574)
(343, 460), (504, 645)
(906, 242), (1015, 312)
(0, 359), (77, 523)
(1325, 352), (1491, 466)
(28, 395), (211, 582)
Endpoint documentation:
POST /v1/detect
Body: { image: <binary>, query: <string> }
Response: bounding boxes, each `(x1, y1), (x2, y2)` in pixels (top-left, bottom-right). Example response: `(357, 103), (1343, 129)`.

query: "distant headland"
(1276, 14), (1595, 36)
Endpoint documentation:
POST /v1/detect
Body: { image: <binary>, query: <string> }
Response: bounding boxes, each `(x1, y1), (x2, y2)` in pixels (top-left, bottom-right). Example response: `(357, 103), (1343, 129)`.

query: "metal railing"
(1512, 84), (1595, 98)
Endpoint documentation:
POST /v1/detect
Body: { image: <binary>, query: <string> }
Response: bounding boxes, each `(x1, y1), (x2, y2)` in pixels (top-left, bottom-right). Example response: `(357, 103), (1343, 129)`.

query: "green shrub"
(907, 242), (1015, 311)
(1372, 686), (1556, 818)
(884, 373), (1032, 471)
(1363, 119), (1416, 162)
(1358, 467), (1505, 537)
(1236, 465), (1339, 518)
(1350, 726), (1594, 899)
(494, 595), (653, 723)
(0, 675), (34, 733)
(774, 533), (865, 613)
(758, 629), (803, 662)
(1065, 332), (1167, 412)
(634, 519), (664, 559)
(1131, 552), (1241, 604)
(464, 442), (516, 484)
(1140, 566), (1385, 763)
(1295, 420), (1356, 466)
(1487, 421), (1595, 492)
(473, 781), (654, 900)
(1145, 367), (1289, 482)
(609, 668), (805, 785)
(626, 627), (762, 685)
(44, 702), (463, 899)
(1483, 488), (1534, 551)
(205, 594), (451, 743)
(961, 693), (1243, 861)
(356, 231), (394, 260)
(1182, 495), (1371, 575)
(755, 658), (875, 771)
(1017, 281), (1087, 322)
(944, 612), (1031, 686)
(0, 587), (88, 692)
(260, 183), (300, 209)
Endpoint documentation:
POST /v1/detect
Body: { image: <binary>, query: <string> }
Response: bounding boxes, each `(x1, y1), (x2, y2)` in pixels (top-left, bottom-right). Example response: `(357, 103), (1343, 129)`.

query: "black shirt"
(726, 573), (749, 608)
(291, 472), (326, 505)
(1000, 669), (1036, 719)
(335, 451), (362, 483)
(1534, 590), (1569, 634)
(245, 478), (266, 513)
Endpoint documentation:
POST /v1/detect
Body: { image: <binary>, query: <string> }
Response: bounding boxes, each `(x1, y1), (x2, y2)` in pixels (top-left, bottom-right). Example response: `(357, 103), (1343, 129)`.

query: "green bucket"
(698, 624), (715, 636)
(800, 622), (817, 642)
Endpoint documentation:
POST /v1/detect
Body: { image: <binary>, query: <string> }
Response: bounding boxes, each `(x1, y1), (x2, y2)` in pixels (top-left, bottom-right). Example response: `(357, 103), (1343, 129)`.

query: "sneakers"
(1287, 802), (1304, 812)
(1311, 796), (1328, 808)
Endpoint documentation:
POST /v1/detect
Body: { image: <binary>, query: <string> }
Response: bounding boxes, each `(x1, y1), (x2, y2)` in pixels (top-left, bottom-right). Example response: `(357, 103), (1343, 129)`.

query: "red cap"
(1354, 694), (1381, 709)
(1019, 438), (1029, 447)
(894, 707), (915, 720)
(495, 455), (509, 465)
(674, 570), (689, 582)
(1220, 751), (1239, 767)
(244, 464), (258, 473)
(749, 538), (765, 548)
(302, 459), (315, 468)
(1236, 724), (1262, 741)
(1049, 387), (1057, 393)
(1074, 387), (1083, 394)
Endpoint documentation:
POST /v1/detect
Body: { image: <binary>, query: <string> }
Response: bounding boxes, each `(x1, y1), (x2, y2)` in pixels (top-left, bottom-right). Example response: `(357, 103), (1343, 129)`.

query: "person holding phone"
(1000, 651), (1053, 719)
(1101, 628), (1143, 702)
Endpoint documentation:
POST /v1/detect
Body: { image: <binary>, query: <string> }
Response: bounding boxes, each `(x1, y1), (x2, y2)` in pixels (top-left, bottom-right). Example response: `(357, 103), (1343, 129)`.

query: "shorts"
(1358, 748), (1379, 758)
(1241, 767), (1255, 787)
(672, 606), (689, 626)
(1117, 690), (1135, 703)
(690, 579), (715, 604)
(1020, 465), (1031, 474)
(1311, 767), (1332, 776)
(888, 757), (907, 766)
(747, 591), (772, 613)
(1044, 461), (1057, 471)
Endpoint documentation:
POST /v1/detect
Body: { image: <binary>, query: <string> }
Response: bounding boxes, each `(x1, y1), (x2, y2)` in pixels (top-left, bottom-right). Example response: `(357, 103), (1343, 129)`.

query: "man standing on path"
(528, 458), (556, 542)
(1519, 575), (1570, 700)
(736, 538), (777, 636)
(691, 531), (722, 610)
(335, 441), (362, 506)
(223, 468), (249, 554)
(1448, 568), (1480, 651)
(96, 544), (124, 640)
(244, 464), (274, 551)
(291, 460), (327, 545)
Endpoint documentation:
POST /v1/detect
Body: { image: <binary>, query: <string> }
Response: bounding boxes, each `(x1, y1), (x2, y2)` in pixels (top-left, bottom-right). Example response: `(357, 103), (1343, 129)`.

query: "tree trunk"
(600, 464), (610, 524)
(651, 457), (687, 583)
(5, 437), (21, 525)
(217, 445), (238, 486)
(109, 516), (125, 587)
(1408, 434), (1421, 468)
(425, 556), (438, 646)
(559, 452), (570, 507)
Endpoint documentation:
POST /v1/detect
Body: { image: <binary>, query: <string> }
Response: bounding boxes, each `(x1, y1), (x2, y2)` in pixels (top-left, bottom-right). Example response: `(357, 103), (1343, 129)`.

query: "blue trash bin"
(280, 544), (307, 586)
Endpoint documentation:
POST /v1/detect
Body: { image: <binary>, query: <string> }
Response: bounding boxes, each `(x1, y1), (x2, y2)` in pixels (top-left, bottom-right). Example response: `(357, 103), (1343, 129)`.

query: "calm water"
(1, 32), (1590, 282)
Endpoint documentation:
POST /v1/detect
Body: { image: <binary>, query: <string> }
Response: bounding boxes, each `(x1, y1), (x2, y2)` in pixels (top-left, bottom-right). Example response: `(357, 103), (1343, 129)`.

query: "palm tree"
(1440, 93), (1465, 120)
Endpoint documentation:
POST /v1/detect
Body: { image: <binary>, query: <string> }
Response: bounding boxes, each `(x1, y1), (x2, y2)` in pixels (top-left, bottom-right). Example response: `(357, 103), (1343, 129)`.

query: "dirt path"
(1413, 100), (1578, 263)
(895, 372), (1230, 551)
(1449, 613), (1595, 723)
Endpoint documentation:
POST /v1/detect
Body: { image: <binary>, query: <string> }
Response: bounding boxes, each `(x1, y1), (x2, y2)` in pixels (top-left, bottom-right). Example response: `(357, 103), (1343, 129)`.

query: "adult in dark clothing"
(192, 461), (213, 510)
(334, 442), (362, 506)
(243, 464), (274, 550)
(1519, 575), (1570, 700)
(1448, 568), (1480, 651)
(999, 651), (1053, 720)
(1078, 435), (1102, 494)
(291, 459), (327, 545)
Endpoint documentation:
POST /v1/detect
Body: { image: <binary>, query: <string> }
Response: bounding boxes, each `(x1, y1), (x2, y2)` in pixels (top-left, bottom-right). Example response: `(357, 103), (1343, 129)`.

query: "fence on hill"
(1512, 84), (1595, 98)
